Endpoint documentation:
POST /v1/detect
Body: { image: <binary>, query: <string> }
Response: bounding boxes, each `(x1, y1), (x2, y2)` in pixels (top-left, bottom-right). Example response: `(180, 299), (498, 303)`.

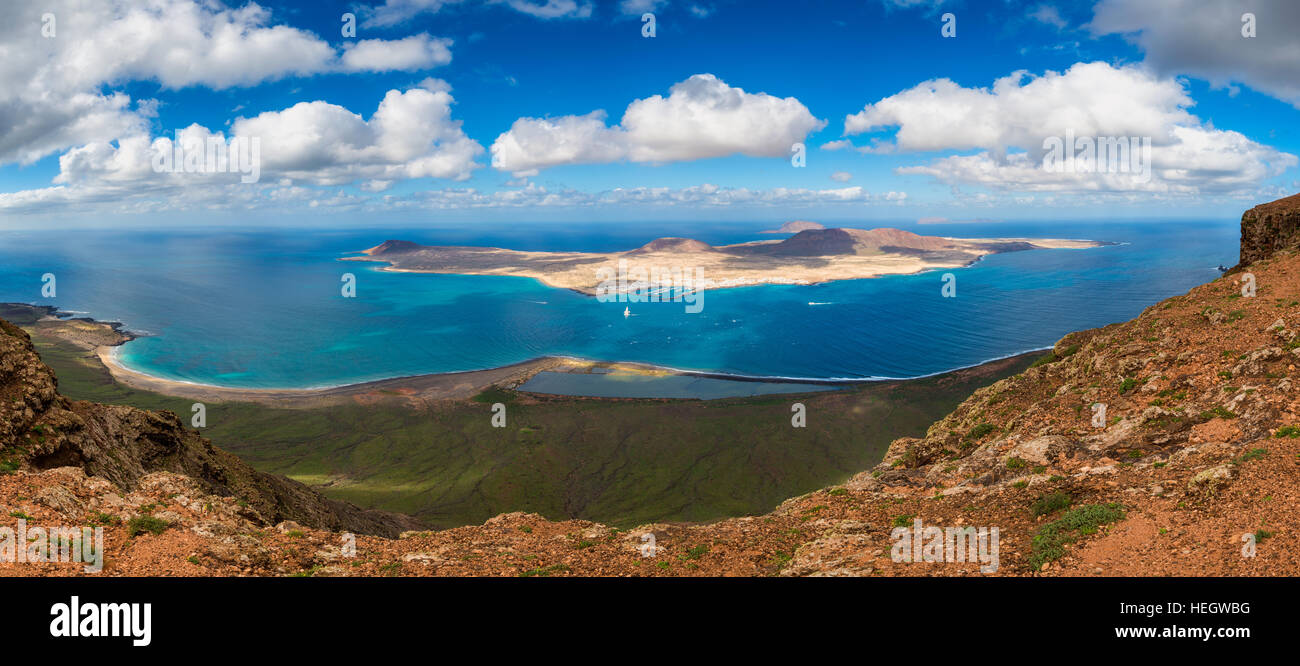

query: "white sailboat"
(623, 306), (630, 317)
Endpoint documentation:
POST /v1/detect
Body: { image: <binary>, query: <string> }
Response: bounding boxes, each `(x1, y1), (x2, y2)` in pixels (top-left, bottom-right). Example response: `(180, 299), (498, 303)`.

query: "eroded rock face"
(0, 319), (419, 538)
(0, 319), (61, 444)
(1240, 192), (1300, 266)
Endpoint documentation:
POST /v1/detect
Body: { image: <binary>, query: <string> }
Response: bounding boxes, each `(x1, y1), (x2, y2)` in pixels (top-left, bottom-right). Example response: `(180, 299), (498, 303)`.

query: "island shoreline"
(342, 230), (1113, 296)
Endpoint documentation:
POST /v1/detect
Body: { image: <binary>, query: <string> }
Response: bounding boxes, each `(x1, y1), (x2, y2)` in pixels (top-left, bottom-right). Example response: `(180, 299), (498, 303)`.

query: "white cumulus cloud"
(500, 0), (593, 19)
(1090, 0), (1300, 109)
(340, 35), (454, 72)
(844, 61), (1296, 194)
(395, 182), (907, 210)
(234, 86), (483, 184)
(0, 84), (485, 214)
(620, 0), (669, 14)
(0, 0), (456, 167)
(491, 74), (826, 175)
(363, 0), (592, 26)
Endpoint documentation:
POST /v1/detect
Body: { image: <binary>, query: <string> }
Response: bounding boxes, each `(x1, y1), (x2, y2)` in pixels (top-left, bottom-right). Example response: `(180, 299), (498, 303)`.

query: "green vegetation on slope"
(24, 319), (1034, 530)
(1029, 503), (1126, 570)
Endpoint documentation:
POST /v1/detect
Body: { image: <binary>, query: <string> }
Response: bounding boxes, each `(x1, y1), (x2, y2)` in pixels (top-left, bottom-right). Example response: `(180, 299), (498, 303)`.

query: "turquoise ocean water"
(0, 220), (1237, 389)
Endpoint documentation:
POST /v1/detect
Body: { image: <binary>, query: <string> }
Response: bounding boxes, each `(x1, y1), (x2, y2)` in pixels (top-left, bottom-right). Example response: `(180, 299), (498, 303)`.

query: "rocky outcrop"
(1240, 192), (1300, 266)
(0, 320), (419, 537)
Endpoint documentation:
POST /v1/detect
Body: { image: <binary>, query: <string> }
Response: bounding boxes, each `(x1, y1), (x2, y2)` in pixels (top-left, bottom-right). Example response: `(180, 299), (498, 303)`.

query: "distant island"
(759, 220), (825, 234)
(345, 227), (1109, 296)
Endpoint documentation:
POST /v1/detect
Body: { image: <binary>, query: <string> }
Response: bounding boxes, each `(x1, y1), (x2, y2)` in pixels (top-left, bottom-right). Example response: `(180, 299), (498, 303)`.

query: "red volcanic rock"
(1240, 192), (1300, 266)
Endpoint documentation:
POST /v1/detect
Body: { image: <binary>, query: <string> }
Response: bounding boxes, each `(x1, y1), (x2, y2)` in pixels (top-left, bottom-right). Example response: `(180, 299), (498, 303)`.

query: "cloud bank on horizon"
(0, 0), (1297, 223)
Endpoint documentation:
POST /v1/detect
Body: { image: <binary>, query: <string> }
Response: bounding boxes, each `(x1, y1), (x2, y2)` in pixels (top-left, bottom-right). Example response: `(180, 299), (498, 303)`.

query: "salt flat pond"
(519, 369), (840, 399)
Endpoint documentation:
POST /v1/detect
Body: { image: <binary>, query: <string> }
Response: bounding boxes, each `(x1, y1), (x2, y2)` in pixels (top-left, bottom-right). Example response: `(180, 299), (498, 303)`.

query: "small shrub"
(1231, 448), (1268, 465)
(127, 515), (170, 537)
(1029, 503), (1126, 570)
(683, 545), (709, 560)
(88, 512), (120, 526)
(1199, 406), (1237, 420)
(966, 423), (997, 442)
(1030, 492), (1072, 517)
(1030, 352), (1056, 368)
(1029, 344), (1077, 368)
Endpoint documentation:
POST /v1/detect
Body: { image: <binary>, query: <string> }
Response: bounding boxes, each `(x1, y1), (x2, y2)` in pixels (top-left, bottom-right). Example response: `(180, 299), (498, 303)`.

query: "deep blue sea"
(0, 220), (1237, 388)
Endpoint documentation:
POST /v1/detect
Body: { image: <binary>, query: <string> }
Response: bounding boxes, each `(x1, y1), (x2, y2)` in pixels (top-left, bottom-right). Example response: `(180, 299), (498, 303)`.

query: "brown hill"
(627, 237), (716, 254)
(364, 240), (423, 255)
(748, 227), (958, 257)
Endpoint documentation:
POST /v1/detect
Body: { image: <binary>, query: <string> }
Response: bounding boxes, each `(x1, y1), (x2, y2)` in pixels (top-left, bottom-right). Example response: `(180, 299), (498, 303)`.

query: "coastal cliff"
(1240, 192), (1300, 266)
(4, 194), (1300, 576)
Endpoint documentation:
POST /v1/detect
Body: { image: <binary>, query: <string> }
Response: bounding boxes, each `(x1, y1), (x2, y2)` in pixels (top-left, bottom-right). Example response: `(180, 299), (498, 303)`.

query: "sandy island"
(343, 226), (1109, 295)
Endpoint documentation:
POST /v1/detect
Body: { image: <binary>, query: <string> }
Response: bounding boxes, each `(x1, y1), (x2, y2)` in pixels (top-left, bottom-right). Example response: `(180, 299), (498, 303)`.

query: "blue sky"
(1, 0), (1298, 226)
